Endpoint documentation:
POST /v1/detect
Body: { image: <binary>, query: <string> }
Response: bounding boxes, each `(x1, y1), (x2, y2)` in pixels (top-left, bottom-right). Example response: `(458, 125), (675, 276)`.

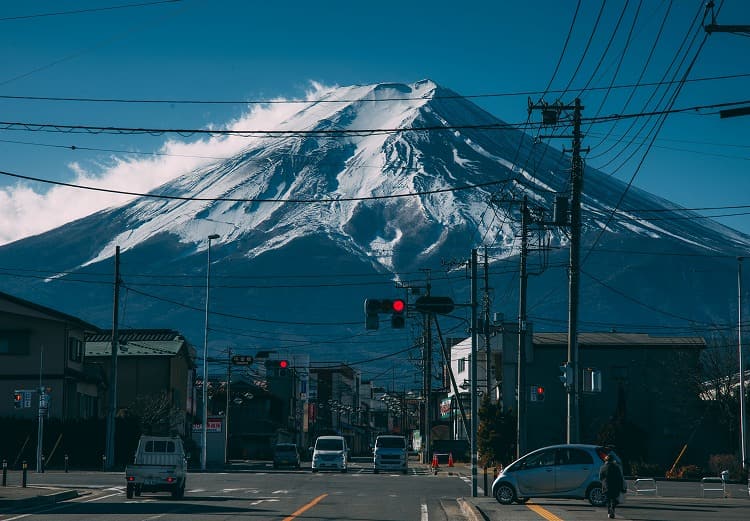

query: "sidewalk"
(0, 485), (79, 511)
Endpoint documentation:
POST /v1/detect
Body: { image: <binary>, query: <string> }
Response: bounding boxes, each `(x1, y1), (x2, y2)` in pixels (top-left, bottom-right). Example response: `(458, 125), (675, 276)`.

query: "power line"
(0, 167), (512, 203)
(1, 72), (747, 105)
(0, 0), (182, 22)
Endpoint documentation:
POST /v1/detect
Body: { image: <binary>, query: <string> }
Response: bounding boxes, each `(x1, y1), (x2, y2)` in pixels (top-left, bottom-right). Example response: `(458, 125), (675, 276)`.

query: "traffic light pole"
(516, 196), (528, 459)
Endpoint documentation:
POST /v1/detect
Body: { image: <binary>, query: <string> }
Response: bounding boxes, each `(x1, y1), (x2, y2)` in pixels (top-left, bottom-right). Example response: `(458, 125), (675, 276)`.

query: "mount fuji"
(0, 80), (746, 366)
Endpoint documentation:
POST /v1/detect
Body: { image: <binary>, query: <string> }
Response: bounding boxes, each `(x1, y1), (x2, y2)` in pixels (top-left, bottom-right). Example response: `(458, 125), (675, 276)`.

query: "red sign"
(192, 418), (223, 433)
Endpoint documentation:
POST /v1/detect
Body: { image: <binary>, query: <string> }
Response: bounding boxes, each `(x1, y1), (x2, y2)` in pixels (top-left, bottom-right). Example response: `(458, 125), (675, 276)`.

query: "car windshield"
(316, 439), (344, 451)
(376, 437), (405, 448)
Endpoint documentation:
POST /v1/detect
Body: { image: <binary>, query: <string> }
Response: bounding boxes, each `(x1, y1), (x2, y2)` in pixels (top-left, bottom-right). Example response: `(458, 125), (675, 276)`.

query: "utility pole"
(36, 347), (44, 473)
(421, 272), (432, 465)
(225, 349), (232, 464)
(704, 2), (750, 36)
(529, 98), (585, 443)
(568, 98), (584, 444)
(470, 248), (478, 498)
(484, 247), (492, 401)
(105, 246), (120, 470)
(739, 258), (748, 473)
(516, 196), (529, 459)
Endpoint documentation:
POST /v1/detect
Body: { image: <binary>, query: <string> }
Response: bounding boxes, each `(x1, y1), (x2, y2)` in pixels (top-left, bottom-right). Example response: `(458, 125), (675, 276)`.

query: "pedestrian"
(599, 453), (626, 519)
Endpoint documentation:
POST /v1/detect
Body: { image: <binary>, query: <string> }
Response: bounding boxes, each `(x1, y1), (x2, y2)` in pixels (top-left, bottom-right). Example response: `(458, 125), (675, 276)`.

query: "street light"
(201, 234), (220, 472)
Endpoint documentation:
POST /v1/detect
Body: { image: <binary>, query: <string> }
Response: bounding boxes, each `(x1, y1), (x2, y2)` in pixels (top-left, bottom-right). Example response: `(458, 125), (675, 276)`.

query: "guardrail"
(633, 478), (658, 495)
(700, 477), (725, 497)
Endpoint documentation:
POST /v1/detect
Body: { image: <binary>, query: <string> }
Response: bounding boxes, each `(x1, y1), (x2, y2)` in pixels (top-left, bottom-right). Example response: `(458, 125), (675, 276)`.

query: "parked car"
(273, 443), (301, 469)
(491, 444), (620, 506)
(311, 435), (348, 472)
(125, 435), (187, 499)
(373, 435), (408, 474)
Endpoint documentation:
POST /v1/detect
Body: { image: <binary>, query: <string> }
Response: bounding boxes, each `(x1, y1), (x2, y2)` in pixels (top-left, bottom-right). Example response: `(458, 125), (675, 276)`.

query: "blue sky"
(0, 0), (749, 242)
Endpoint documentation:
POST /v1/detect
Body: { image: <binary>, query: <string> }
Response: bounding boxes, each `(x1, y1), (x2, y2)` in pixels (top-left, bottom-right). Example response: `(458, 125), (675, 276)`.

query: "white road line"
(271, 489), (289, 494)
(85, 491), (122, 502)
(420, 502), (428, 521)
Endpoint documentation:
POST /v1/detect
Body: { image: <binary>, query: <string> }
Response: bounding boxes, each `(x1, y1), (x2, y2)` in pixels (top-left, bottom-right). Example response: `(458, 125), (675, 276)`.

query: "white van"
(311, 435), (348, 472)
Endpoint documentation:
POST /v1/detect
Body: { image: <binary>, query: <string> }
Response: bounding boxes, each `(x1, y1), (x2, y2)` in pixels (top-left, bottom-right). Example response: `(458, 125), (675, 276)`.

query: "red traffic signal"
(392, 299), (405, 313)
(535, 386), (545, 402)
(279, 360), (289, 369)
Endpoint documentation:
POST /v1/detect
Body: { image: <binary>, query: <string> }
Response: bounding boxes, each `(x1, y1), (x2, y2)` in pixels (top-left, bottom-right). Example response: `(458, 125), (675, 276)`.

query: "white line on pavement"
(420, 502), (428, 521)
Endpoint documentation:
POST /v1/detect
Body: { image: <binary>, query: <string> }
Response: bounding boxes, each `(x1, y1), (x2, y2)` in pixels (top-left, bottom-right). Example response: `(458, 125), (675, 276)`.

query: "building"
(0, 290), (101, 419)
(85, 329), (196, 434)
(450, 329), (705, 466)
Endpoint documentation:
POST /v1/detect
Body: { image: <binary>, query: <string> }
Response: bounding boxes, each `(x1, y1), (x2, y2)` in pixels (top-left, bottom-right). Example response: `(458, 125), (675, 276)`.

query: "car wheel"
(494, 482), (516, 505)
(587, 484), (606, 507)
(126, 484), (134, 499)
(341, 468), (347, 473)
(374, 468), (379, 474)
(135, 486), (141, 497)
(312, 468), (318, 473)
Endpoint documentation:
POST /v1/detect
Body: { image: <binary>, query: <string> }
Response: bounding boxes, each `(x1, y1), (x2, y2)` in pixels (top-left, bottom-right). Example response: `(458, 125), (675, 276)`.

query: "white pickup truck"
(125, 435), (187, 499)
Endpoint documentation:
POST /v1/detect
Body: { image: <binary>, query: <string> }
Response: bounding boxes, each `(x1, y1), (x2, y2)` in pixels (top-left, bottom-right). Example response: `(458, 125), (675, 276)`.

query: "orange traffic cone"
(448, 452), (454, 467)
(431, 453), (439, 469)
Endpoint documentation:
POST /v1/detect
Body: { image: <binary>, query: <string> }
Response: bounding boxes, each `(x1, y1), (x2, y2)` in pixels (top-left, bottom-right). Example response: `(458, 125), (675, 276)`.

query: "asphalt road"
(6, 463), (750, 521)
(0, 461), (472, 521)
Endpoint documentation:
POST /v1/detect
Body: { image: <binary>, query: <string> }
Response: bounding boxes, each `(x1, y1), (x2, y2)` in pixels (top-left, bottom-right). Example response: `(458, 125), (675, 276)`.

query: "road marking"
(526, 503), (565, 521)
(84, 491), (122, 502)
(282, 493), (328, 521)
(272, 489), (289, 494)
(420, 502), (428, 521)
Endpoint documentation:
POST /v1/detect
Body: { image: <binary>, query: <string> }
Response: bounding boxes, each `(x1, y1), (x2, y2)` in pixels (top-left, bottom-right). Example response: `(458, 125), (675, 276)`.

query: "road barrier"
(700, 477), (725, 497)
(633, 478), (658, 495)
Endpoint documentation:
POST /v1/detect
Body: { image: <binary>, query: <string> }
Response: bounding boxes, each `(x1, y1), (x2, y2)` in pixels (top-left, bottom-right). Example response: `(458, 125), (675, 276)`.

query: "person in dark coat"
(599, 454), (625, 518)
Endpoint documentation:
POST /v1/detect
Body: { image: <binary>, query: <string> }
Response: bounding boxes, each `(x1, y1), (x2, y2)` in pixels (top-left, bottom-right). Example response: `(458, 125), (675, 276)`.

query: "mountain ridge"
(0, 79), (746, 367)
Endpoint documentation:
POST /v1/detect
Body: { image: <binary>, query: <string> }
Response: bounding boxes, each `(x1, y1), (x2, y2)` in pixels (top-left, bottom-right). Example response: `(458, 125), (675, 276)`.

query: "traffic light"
(391, 298), (405, 328)
(365, 299), (381, 330)
(559, 363), (573, 387)
(529, 385), (545, 402)
(364, 298), (407, 329)
(13, 391), (22, 409)
(266, 359), (290, 377)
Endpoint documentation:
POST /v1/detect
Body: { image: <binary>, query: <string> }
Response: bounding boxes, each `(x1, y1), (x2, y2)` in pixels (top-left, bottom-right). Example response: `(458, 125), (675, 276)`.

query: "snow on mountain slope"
(42, 79), (750, 282)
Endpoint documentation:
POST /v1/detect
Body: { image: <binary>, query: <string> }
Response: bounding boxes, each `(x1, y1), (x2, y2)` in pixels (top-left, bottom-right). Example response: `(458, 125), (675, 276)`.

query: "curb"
(457, 497), (484, 521)
(0, 489), (79, 510)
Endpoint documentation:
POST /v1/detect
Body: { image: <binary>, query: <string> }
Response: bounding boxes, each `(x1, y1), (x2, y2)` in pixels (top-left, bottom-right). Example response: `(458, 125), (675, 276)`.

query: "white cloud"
(0, 83), (335, 246)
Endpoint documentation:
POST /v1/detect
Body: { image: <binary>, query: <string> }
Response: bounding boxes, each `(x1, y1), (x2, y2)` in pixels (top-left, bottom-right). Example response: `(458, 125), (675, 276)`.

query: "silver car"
(491, 444), (620, 506)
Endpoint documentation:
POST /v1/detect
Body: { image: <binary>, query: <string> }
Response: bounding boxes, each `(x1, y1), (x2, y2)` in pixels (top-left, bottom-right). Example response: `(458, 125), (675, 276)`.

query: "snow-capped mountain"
(0, 80), (746, 362)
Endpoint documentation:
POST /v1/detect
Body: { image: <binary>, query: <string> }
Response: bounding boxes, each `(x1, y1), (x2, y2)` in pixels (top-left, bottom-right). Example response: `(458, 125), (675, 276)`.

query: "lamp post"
(201, 234), (220, 472)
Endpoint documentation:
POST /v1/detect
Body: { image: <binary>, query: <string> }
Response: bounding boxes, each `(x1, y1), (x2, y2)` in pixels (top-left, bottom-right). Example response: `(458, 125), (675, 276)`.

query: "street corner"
(0, 486), (80, 511)
(456, 497), (485, 521)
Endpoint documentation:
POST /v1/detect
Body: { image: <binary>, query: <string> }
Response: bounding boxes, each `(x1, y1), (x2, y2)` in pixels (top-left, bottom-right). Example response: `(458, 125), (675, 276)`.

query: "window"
(68, 337), (83, 362)
(458, 357), (466, 374)
(522, 449), (555, 468)
(145, 440), (175, 453)
(0, 330), (30, 355)
(557, 448), (593, 466)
